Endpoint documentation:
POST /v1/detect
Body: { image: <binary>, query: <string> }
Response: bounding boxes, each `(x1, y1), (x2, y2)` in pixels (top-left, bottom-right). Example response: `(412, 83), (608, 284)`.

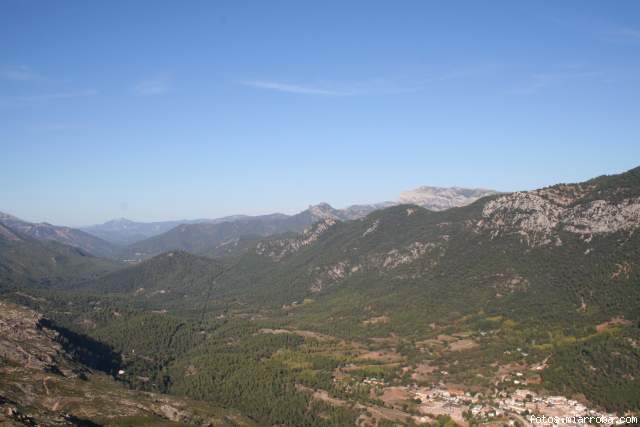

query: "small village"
(357, 376), (625, 426)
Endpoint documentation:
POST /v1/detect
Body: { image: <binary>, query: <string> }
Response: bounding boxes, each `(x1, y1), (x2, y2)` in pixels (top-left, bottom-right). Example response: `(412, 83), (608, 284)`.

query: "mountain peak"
(104, 217), (135, 225)
(309, 202), (334, 210)
(308, 203), (339, 219)
(397, 186), (497, 211)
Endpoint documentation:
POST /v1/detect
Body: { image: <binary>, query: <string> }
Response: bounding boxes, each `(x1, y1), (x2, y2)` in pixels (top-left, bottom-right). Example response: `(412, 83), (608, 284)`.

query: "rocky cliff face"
(476, 183), (640, 246)
(0, 300), (71, 372)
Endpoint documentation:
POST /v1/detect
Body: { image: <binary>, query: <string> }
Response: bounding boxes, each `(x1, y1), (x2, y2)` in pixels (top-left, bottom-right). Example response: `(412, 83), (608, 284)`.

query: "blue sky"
(1, 1), (639, 226)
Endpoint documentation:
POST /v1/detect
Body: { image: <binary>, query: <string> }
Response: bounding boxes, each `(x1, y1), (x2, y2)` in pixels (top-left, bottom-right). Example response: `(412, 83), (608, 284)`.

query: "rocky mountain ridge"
(80, 186), (497, 247)
(477, 179), (640, 247)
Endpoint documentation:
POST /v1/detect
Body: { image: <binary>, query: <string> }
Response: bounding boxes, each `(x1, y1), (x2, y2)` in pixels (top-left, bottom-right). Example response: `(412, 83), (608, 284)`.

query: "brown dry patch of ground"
(303, 387), (348, 408)
(527, 375), (542, 384)
(411, 363), (438, 381)
(293, 329), (343, 342)
(496, 363), (527, 377)
(357, 404), (422, 426)
(340, 364), (363, 372)
(379, 387), (410, 407)
(596, 316), (633, 332)
(448, 338), (479, 352)
(443, 384), (468, 396)
(362, 315), (390, 326)
(436, 334), (457, 342)
(494, 363), (530, 384)
(356, 349), (404, 363)
(418, 401), (468, 427)
(369, 334), (402, 345)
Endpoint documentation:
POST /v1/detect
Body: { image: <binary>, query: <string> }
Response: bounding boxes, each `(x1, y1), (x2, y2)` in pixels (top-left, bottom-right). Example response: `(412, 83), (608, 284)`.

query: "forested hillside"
(0, 224), (120, 289)
(122, 209), (323, 260)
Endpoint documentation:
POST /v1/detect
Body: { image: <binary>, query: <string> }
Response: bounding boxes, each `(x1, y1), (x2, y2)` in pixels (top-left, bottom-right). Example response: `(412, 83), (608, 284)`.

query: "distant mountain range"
(1, 186), (497, 263)
(79, 216), (256, 246)
(68, 186), (494, 261)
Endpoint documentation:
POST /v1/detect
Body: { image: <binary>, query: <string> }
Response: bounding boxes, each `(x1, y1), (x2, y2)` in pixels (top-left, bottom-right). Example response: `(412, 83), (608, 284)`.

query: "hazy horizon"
(2, 1), (639, 226)
(2, 165), (637, 228)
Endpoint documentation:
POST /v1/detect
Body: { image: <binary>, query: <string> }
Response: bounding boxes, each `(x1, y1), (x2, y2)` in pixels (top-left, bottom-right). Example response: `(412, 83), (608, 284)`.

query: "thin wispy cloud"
(552, 16), (640, 44)
(134, 75), (172, 96)
(601, 26), (640, 43)
(512, 70), (602, 95)
(0, 90), (98, 109)
(18, 90), (98, 102)
(0, 65), (42, 81)
(240, 77), (441, 97)
(241, 80), (352, 96)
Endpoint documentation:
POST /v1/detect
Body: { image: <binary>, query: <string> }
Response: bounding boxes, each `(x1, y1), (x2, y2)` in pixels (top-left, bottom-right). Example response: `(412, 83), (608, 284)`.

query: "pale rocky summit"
(308, 186), (497, 224)
(308, 203), (342, 220)
(397, 186), (498, 211)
